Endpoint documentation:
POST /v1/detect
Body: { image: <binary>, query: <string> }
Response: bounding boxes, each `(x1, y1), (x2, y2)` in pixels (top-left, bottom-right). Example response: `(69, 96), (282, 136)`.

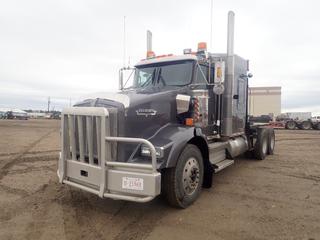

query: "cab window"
(195, 65), (214, 84)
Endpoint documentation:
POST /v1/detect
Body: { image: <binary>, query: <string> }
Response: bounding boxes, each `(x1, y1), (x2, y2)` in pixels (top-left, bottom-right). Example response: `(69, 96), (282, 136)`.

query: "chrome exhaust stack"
(147, 30), (152, 52)
(227, 11), (235, 56)
(222, 11), (235, 137)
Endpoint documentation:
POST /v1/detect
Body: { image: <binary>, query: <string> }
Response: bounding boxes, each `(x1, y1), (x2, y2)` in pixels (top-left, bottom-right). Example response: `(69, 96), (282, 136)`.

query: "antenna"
(123, 16), (126, 67)
(210, 0), (213, 50)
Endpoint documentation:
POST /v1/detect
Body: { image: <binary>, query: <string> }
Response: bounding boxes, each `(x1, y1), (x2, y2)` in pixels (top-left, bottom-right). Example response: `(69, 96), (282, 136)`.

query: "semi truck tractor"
(57, 11), (275, 208)
(276, 112), (315, 130)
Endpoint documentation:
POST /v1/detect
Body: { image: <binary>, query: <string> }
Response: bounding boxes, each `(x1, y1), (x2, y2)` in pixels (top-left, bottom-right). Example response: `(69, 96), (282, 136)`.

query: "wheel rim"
(262, 138), (268, 154)
(182, 157), (200, 195)
(288, 122), (295, 129)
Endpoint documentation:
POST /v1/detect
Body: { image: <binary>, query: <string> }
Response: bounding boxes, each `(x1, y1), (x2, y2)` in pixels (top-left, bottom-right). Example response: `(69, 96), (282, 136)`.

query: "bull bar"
(58, 107), (161, 203)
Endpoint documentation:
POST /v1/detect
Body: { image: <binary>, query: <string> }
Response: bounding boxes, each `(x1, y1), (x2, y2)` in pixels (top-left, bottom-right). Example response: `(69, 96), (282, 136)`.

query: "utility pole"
(210, 0), (213, 51)
(123, 16), (126, 67)
(47, 97), (51, 113)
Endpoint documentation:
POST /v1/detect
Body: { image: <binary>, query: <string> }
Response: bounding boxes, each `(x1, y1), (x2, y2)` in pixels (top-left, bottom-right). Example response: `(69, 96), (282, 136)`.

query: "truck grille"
(61, 107), (117, 167)
(58, 106), (160, 202)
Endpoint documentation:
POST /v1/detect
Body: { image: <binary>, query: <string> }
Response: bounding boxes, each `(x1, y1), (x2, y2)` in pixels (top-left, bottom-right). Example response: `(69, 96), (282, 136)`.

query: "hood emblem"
(136, 109), (157, 117)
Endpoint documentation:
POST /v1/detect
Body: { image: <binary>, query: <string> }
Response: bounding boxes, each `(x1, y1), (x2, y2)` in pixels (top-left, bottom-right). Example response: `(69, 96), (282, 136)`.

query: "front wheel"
(162, 144), (204, 208)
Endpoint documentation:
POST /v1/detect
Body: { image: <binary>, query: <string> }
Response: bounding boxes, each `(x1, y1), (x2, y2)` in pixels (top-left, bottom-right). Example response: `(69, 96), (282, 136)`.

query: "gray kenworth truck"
(58, 11), (275, 208)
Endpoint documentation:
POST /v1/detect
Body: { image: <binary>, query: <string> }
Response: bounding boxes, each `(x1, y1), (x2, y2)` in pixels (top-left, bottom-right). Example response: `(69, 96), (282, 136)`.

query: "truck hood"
(77, 86), (183, 138)
(81, 86), (181, 109)
(75, 86), (186, 162)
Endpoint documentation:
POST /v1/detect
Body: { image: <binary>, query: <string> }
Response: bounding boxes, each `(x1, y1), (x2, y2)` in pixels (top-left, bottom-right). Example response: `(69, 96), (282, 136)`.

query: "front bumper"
(58, 107), (161, 203)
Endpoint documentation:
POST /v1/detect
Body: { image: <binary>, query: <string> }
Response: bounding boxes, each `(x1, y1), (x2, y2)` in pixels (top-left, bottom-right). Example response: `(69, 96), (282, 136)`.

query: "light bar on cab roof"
(197, 42), (207, 52)
(146, 51), (156, 59)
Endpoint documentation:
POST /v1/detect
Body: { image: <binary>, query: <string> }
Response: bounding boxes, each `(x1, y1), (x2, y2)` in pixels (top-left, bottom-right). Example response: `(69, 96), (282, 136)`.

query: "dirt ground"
(0, 119), (319, 240)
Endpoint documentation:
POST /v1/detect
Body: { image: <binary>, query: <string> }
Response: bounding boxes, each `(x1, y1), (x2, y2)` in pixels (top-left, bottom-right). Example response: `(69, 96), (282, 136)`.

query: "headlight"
(141, 145), (164, 158)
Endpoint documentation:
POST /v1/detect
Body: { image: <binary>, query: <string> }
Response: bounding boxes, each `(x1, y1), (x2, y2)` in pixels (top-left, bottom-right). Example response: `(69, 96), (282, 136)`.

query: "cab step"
(214, 159), (234, 173)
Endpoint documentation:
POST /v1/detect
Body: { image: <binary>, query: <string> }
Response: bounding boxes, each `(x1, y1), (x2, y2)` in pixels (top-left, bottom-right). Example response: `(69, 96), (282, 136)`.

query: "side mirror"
(248, 73), (253, 78)
(119, 67), (135, 90)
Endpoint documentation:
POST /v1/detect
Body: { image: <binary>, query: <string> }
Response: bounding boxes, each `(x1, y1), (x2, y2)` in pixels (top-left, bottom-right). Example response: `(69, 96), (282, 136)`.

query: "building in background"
(248, 86), (281, 118)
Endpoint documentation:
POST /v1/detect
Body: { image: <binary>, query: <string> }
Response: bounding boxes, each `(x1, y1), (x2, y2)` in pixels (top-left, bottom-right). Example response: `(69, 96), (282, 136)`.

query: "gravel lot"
(0, 119), (319, 240)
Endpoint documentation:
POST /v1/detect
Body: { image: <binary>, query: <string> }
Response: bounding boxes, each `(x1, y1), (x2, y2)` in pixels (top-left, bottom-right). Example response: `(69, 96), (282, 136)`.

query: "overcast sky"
(0, 0), (319, 114)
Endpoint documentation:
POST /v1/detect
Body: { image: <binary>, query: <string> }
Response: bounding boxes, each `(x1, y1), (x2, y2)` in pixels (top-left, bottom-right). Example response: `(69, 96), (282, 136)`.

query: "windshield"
(133, 60), (194, 88)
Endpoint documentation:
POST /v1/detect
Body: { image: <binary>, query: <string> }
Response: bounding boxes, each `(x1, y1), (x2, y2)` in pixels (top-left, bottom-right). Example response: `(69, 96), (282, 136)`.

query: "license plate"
(122, 177), (144, 191)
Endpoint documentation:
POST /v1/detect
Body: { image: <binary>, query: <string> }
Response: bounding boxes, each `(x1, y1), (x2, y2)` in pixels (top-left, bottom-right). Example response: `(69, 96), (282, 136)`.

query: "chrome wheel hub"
(182, 157), (200, 195)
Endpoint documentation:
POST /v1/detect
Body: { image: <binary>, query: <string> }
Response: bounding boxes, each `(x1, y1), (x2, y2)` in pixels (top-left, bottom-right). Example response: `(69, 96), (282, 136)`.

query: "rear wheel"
(267, 128), (275, 155)
(285, 120), (296, 130)
(314, 122), (320, 130)
(299, 121), (312, 130)
(254, 128), (268, 160)
(162, 144), (204, 208)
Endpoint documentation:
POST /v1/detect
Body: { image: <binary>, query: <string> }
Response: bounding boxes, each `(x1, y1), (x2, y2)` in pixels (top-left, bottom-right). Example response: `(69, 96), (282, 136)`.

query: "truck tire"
(267, 128), (275, 155)
(299, 121), (312, 130)
(254, 128), (268, 160)
(162, 144), (204, 208)
(285, 120), (296, 130)
(314, 122), (320, 130)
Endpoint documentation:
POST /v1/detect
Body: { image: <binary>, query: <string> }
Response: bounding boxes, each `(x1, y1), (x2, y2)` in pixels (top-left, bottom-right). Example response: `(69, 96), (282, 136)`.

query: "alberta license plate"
(122, 177), (144, 191)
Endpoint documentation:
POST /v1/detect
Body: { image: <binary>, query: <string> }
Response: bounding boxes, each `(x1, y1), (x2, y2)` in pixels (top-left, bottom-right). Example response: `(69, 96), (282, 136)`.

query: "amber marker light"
(197, 42), (207, 52)
(185, 118), (194, 126)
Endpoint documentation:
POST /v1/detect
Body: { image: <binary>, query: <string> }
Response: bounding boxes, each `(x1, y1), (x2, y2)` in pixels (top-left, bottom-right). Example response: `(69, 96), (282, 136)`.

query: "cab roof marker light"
(146, 51), (156, 59)
(155, 54), (174, 58)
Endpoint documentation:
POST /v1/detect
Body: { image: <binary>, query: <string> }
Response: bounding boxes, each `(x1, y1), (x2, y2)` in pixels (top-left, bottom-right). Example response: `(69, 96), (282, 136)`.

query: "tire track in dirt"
(0, 184), (29, 197)
(0, 154), (57, 196)
(0, 183), (50, 221)
(58, 190), (106, 240)
(57, 187), (169, 240)
(0, 129), (56, 181)
(7, 164), (56, 175)
(112, 199), (170, 240)
(0, 149), (59, 157)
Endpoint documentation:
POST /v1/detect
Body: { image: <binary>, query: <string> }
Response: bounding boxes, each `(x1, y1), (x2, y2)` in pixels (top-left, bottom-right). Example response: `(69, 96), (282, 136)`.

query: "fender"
(148, 123), (208, 168)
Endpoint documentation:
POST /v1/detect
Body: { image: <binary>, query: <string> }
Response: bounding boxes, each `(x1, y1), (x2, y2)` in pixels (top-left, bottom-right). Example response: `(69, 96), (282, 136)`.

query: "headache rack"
(58, 107), (161, 203)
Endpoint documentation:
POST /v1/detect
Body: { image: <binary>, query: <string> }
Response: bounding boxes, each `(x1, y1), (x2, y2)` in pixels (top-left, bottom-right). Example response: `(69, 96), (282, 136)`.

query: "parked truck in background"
(277, 112), (319, 130)
(57, 11), (275, 208)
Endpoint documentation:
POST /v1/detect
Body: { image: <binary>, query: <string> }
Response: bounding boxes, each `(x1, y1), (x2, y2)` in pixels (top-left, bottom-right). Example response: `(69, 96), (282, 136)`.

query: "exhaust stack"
(227, 11), (235, 56)
(222, 11), (235, 137)
(147, 30), (152, 52)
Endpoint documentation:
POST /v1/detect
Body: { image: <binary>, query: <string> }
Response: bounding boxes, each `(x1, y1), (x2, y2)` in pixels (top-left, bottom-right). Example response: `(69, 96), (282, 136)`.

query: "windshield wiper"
(157, 68), (167, 86)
